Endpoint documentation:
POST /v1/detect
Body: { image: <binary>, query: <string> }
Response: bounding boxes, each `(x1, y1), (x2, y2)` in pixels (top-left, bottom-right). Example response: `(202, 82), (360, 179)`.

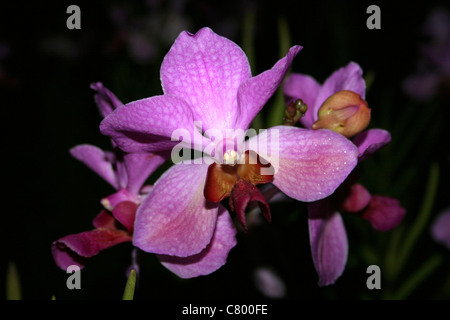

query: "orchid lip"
(203, 150), (274, 231)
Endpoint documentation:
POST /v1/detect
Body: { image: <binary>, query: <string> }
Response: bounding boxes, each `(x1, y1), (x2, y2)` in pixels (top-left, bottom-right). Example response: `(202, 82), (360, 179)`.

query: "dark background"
(1, 0), (449, 300)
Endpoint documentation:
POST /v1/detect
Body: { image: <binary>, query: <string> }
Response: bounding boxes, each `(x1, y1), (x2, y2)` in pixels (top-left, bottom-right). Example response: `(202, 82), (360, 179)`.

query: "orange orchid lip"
(204, 150), (274, 231)
(204, 150), (274, 203)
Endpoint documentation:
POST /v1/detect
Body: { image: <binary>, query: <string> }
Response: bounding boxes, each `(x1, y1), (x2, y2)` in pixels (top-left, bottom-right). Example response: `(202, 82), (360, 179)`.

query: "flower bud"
(283, 99), (308, 126)
(361, 195), (406, 232)
(312, 90), (371, 138)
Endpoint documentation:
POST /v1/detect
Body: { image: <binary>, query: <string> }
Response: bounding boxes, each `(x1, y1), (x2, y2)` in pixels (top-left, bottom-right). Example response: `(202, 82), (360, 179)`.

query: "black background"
(1, 0), (449, 301)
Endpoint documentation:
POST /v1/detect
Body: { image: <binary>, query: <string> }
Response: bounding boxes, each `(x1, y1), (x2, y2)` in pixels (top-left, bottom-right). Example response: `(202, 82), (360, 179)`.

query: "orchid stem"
(267, 16), (292, 128)
(392, 162), (439, 281)
(242, 7), (263, 131)
(6, 262), (22, 300)
(122, 269), (137, 300)
(391, 254), (442, 300)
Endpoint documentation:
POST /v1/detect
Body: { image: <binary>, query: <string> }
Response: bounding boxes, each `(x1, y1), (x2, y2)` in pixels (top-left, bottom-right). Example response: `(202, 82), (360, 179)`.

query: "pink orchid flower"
(54, 83), (239, 278)
(52, 83), (167, 270)
(284, 62), (406, 286)
(100, 27), (359, 278)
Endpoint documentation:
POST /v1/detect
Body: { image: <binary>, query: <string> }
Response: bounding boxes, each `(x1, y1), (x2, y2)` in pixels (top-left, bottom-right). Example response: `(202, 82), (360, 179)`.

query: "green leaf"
(392, 254), (442, 300)
(241, 9), (264, 131)
(6, 262), (22, 300)
(267, 16), (292, 128)
(393, 162), (440, 279)
(122, 269), (137, 300)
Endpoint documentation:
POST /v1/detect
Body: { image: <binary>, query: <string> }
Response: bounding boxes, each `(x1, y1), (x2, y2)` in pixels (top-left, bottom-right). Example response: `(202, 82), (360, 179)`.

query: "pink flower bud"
(312, 90), (371, 138)
(361, 195), (406, 231)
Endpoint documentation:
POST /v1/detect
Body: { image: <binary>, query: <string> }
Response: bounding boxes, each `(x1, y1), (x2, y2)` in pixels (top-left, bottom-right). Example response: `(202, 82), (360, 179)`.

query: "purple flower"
(100, 27), (359, 278)
(52, 83), (166, 270)
(431, 208), (450, 249)
(284, 62), (406, 286)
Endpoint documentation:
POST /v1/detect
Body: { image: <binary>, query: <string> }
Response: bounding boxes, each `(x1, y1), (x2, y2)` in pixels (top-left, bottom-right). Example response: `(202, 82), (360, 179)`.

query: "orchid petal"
(70, 144), (119, 189)
(338, 183), (372, 213)
(52, 229), (131, 270)
(247, 126), (359, 202)
(283, 73), (322, 129)
(308, 200), (348, 286)
(133, 163), (219, 257)
(353, 129), (391, 162)
(112, 201), (138, 233)
(158, 205), (237, 278)
(123, 152), (167, 196)
(100, 95), (205, 153)
(235, 45), (303, 130)
(315, 62), (366, 114)
(161, 27), (252, 132)
(361, 195), (406, 231)
(431, 208), (450, 249)
(92, 210), (117, 229)
(90, 82), (123, 118)
(101, 188), (135, 211)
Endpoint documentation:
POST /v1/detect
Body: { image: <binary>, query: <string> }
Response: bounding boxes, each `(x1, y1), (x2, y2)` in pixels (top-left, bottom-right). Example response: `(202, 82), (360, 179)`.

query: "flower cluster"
(53, 27), (403, 283)
(284, 62), (406, 285)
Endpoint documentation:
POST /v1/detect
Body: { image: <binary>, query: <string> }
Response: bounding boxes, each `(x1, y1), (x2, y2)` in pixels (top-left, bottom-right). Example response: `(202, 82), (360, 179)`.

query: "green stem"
(384, 224), (404, 282)
(122, 269), (137, 300)
(267, 16), (292, 128)
(391, 254), (442, 300)
(394, 162), (440, 279)
(6, 262), (22, 300)
(241, 8), (263, 130)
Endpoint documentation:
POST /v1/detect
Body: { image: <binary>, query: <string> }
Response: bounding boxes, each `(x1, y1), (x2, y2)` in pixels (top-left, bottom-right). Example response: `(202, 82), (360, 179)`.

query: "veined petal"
(161, 27), (252, 132)
(133, 163), (219, 257)
(352, 129), (391, 162)
(51, 229), (131, 270)
(70, 144), (119, 189)
(235, 45), (303, 131)
(247, 126), (359, 202)
(308, 200), (348, 286)
(283, 73), (321, 129)
(158, 205), (237, 278)
(100, 95), (205, 153)
(90, 82), (123, 118)
(314, 62), (366, 119)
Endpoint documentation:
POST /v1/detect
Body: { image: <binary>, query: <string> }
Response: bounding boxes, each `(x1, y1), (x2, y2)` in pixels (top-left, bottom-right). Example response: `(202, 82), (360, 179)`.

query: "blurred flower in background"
(107, 0), (193, 64)
(431, 208), (450, 249)
(253, 266), (286, 298)
(403, 7), (450, 101)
